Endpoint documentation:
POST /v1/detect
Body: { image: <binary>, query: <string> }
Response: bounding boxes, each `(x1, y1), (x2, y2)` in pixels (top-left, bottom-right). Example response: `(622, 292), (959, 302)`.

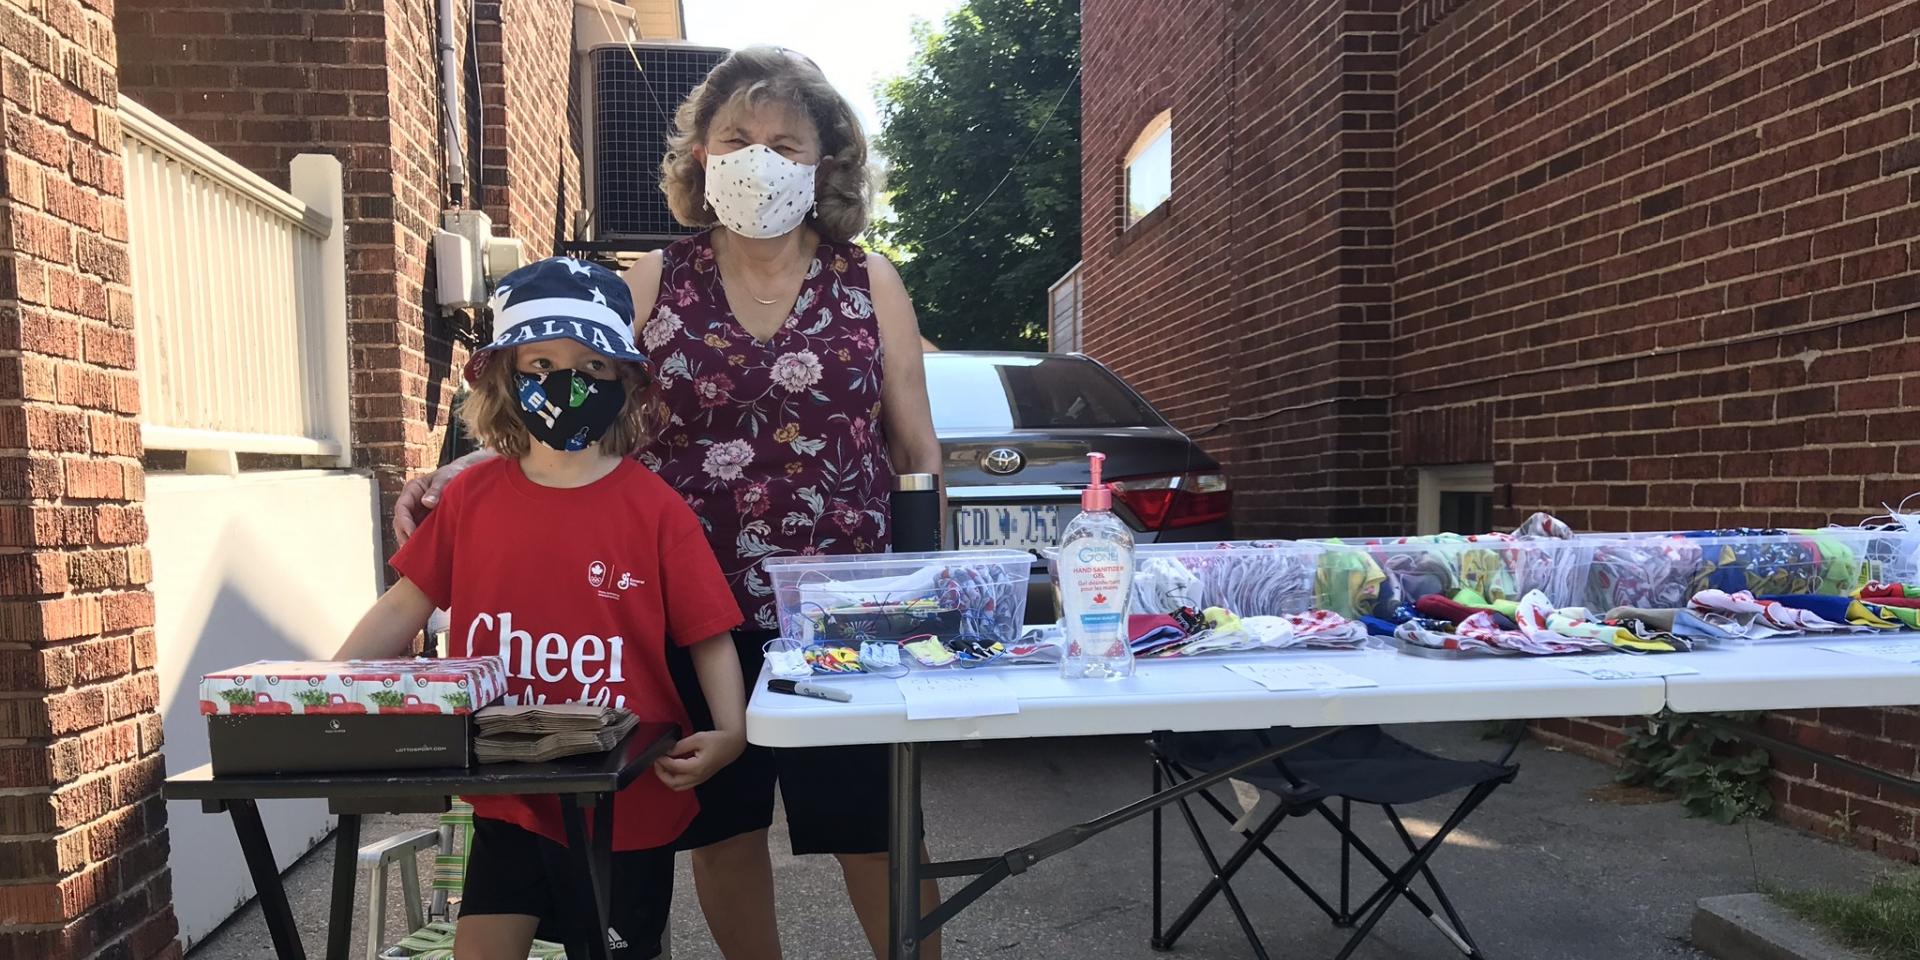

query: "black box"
(207, 712), (473, 776)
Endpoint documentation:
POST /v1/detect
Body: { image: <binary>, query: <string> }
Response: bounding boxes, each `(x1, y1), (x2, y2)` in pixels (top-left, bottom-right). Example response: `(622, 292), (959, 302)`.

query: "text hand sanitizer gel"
(1060, 452), (1135, 680)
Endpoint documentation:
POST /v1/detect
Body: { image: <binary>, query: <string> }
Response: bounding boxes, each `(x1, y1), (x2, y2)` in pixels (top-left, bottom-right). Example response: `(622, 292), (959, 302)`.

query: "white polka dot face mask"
(704, 144), (818, 239)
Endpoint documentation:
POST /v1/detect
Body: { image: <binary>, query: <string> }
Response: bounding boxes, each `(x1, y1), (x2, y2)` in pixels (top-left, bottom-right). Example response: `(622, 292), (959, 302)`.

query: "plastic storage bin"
(1129, 541), (1326, 617)
(1302, 535), (1598, 618)
(1581, 528), (1917, 611)
(764, 549), (1035, 644)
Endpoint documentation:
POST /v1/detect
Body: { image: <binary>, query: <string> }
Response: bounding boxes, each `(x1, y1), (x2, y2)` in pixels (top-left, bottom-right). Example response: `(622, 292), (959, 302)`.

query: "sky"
(682, 0), (967, 145)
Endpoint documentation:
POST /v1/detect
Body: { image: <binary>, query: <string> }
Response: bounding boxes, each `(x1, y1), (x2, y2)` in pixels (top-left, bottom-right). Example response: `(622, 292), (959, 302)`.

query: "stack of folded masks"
(472, 703), (638, 764)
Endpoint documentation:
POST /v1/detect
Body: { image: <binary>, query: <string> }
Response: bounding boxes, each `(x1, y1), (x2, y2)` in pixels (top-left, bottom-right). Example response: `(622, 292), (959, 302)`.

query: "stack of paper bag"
(472, 703), (638, 764)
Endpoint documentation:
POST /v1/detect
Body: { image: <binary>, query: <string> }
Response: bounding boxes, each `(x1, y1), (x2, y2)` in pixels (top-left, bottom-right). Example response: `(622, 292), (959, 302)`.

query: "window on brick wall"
(1417, 464), (1495, 535)
(1124, 110), (1172, 226)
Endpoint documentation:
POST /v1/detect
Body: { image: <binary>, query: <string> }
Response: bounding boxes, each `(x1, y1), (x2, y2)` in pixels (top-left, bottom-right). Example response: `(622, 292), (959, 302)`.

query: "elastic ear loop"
(949, 632), (1006, 669)
(858, 639), (910, 678)
(762, 637), (811, 679)
(802, 642), (867, 675)
(899, 632), (955, 668)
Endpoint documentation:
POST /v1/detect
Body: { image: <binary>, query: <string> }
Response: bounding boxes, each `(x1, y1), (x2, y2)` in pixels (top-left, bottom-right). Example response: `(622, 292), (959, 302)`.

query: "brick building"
(0, 0), (686, 955)
(112, 0), (675, 538)
(1080, 0), (1920, 859)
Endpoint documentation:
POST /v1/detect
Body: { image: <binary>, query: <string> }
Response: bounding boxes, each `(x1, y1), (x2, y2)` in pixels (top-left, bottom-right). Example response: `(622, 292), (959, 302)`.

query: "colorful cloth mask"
(515, 369), (626, 451)
(1686, 530), (1823, 597)
(1590, 539), (1702, 610)
(1689, 589), (1847, 632)
(1314, 548), (1385, 619)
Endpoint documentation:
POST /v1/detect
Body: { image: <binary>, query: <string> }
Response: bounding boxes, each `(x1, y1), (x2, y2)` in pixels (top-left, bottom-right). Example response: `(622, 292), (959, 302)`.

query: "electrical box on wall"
(433, 229), (477, 310)
(486, 237), (525, 282)
(435, 210), (494, 311)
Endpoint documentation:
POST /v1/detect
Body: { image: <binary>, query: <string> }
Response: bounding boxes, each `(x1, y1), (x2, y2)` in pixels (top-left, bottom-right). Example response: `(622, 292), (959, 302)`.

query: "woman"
(391, 46), (943, 960)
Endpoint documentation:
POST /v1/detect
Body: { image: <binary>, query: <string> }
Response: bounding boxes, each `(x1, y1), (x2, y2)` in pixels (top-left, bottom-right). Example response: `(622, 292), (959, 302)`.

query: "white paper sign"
(1817, 641), (1920, 664)
(1225, 662), (1378, 692)
(1554, 654), (1701, 680)
(896, 674), (1020, 720)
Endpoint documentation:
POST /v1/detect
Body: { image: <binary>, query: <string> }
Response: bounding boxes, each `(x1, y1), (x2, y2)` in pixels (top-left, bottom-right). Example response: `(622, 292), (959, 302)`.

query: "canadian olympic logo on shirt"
(587, 560), (607, 588)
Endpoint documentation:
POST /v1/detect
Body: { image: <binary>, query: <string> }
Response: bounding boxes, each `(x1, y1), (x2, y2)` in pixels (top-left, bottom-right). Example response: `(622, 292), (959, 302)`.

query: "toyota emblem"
(983, 448), (1024, 475)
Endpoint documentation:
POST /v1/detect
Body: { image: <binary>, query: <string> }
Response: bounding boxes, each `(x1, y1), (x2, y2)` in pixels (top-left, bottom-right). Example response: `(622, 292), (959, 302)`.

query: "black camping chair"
(1148, 725), (1521, 959)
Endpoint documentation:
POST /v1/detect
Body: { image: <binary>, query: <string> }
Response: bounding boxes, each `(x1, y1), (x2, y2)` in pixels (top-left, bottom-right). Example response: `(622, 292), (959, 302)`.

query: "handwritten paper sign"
(1816, 641), (1920, 665)
(1225, 662), (1378, 692)
(896, 674), (1019, 720)
(1554, 654), (1701, 680)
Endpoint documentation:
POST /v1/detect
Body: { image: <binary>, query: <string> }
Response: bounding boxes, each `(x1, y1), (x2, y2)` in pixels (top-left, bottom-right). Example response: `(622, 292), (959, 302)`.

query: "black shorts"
(667, 628), (893, 855)
(461, 816), (672, 959)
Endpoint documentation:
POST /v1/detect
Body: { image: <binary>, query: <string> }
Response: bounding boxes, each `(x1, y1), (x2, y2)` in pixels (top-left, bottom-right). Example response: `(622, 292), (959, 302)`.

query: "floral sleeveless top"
(639, 232), (894, 630)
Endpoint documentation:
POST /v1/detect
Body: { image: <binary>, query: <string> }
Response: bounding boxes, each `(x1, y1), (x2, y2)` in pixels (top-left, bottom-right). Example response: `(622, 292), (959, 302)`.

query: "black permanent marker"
(767, 678), (853, 703)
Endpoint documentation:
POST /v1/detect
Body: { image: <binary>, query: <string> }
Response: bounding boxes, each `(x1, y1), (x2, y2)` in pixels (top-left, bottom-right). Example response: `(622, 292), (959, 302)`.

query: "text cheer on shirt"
(391, 457), (743, 851)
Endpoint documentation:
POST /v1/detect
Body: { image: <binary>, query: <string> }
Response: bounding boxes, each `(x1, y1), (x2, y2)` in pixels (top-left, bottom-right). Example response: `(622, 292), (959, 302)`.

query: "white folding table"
(747, 639), (1920, 960)
(746, 649), (1670, 960)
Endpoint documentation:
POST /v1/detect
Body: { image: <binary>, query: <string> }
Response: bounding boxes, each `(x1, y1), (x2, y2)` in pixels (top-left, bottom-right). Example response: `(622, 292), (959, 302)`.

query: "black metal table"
(163, 723), (679, 960)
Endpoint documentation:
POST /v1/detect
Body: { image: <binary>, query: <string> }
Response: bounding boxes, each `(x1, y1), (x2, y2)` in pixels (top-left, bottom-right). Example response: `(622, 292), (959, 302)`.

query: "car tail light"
(1109, 472), (1232, 531)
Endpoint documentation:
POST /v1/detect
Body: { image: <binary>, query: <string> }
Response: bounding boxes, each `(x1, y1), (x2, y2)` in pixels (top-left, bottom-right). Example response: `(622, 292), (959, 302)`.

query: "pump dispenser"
(1058, 452), (1136, 679)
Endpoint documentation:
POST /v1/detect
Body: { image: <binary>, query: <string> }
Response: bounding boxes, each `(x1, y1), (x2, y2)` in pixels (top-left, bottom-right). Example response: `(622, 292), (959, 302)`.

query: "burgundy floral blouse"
(640, 232), (894, 630)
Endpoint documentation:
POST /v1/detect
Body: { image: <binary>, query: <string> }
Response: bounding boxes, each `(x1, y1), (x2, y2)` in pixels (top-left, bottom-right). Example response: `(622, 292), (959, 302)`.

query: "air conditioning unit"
(582, 41), (729, 248)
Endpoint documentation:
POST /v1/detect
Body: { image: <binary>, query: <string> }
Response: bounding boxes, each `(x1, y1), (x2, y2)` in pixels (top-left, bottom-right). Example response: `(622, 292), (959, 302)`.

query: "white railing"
(121, 97), (351, 470)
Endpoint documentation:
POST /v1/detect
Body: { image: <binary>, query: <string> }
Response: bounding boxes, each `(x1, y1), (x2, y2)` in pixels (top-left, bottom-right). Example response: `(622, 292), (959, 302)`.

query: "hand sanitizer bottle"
(1059, 452), (1135, 680)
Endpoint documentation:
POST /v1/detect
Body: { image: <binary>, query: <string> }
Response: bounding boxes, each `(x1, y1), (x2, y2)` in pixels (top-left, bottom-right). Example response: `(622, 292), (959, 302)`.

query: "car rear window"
(925, 355), (1164, 432)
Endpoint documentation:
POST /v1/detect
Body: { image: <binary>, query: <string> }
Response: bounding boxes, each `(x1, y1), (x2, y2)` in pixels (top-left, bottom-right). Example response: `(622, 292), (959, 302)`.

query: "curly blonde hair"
(461, 349), (665, 460)
(660, 45), (871, 242)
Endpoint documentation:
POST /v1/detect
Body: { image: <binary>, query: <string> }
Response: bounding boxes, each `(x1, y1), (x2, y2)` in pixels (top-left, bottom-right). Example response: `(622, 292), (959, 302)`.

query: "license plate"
(953, 505), (1061, 551)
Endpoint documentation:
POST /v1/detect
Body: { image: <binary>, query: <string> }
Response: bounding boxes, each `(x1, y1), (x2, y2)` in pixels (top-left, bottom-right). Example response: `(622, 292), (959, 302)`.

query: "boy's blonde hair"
(461, 351), (664, 460)
(659, 45), (871, 242)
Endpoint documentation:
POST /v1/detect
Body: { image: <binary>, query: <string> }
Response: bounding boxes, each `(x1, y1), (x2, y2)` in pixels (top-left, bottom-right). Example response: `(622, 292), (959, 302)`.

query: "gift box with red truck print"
(199, 657), (507, 775)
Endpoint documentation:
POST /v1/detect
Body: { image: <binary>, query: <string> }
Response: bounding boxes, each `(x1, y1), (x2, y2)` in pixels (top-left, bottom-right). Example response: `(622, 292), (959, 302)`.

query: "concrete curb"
(1691, 893), (1871, 960)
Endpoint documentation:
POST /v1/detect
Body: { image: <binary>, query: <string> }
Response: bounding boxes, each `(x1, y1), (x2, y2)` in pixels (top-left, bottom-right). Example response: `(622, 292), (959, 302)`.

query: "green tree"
(875, 0), (1080, 351)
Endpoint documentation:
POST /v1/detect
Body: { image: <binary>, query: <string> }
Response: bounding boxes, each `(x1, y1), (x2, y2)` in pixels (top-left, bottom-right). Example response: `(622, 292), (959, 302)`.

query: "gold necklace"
(722, 235), (808, 307)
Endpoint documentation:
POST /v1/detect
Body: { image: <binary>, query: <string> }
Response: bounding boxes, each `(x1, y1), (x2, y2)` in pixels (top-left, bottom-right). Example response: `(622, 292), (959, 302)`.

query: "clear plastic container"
(1310, 535), (1599, 618)
(1113, 529), (1920, 623)
(763, 549), (1034, 645)
(1129, 541), (1326, 617)
(1580, 528), (1916, 611)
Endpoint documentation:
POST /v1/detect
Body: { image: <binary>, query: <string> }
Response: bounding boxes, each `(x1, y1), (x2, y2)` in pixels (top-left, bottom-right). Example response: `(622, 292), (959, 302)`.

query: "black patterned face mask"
(514, 369), (626, 451)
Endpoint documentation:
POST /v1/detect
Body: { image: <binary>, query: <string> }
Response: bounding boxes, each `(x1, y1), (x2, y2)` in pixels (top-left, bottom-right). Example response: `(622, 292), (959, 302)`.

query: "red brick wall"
(1078, 0), (1235, 433)
(1080, 0), (1408, 538)
(1395, 0), (1920, 534)
(1394, 0), (1920, 860)
(0, 0), (177, 956)
(1083, 0), (1920, 860)
(496, 0), (583, 257)
(115, 0), (584, 553)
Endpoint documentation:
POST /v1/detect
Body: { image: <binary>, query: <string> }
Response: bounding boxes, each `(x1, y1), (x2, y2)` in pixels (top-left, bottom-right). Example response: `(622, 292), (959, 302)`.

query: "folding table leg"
(326, 814), (362, 960)
(228, 800), (307, 960)
(553, 799), (613, 960)
(590, 793), (615, 931)
(888, 742), (924, 960)
(1150, 755), (1165, 946)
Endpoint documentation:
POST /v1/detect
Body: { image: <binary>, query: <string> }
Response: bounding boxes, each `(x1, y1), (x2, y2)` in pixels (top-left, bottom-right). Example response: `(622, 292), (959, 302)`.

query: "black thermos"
(891, 473), (942, 552)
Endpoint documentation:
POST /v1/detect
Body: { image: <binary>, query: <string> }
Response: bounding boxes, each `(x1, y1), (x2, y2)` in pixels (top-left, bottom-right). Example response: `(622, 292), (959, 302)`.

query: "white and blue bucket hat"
(463, 256), (647, 383)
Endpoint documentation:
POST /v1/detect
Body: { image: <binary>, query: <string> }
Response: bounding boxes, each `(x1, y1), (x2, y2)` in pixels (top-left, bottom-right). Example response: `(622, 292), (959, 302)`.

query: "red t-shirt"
(391, 457), (742, 851)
